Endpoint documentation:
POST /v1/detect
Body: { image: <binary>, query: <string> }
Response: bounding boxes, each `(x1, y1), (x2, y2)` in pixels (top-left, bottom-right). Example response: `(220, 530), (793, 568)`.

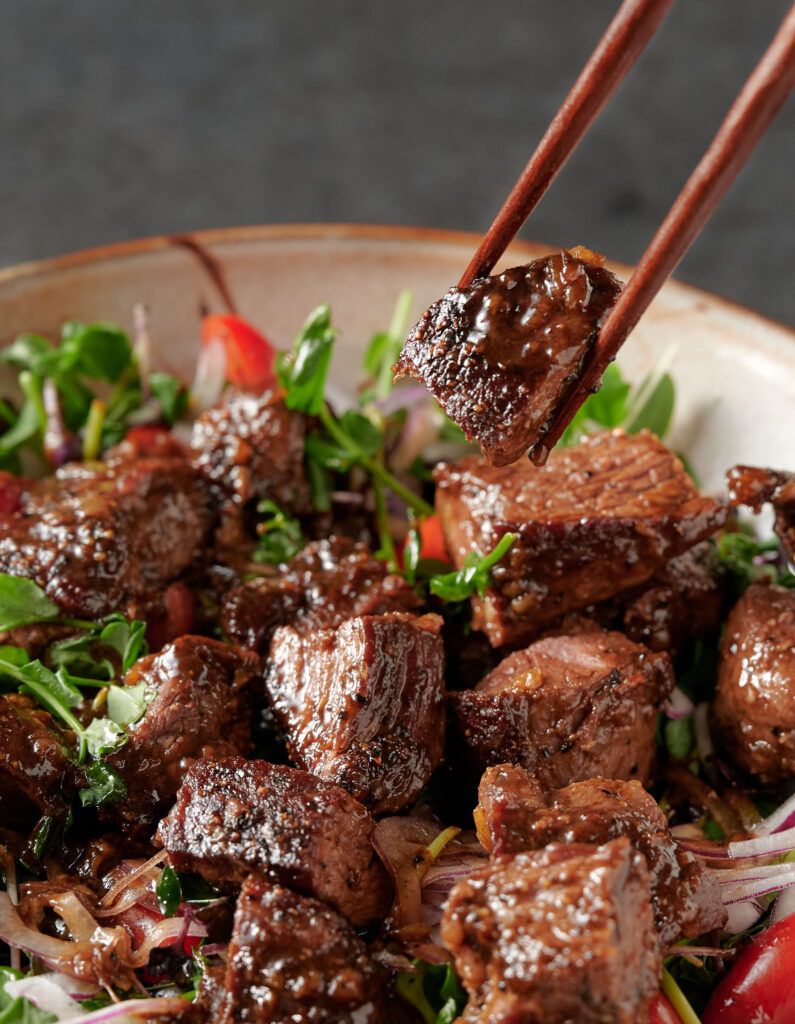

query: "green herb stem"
(19, 678), (86, 743)
(319, 404), (433, 517)
(661, 967), (702, 1024)
(372, 473), (398, 571)
(18, 370), (47, 434)
(82, 399), (106, 460)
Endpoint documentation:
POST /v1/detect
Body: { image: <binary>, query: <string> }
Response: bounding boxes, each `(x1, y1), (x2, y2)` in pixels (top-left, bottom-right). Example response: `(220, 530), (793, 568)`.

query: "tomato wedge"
(201, 314), (276, 392)
(649, 992), (683, 1024)
(702, 915), (795, 1023)
(401, 514), (451, 566)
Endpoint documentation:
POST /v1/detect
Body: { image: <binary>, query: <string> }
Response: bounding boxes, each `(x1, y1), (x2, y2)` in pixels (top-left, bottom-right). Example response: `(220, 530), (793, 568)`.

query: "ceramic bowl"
(1, 223), (793, 493)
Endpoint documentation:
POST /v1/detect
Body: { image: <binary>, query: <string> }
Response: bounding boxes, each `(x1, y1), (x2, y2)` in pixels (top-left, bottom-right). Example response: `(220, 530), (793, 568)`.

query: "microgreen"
(558, 362), (676, 447)
(149, 372), (189, 425)
(361, 289), (413, 402)
(156, 865), (182, 918)
(276, 304), (336, 416)
(78, 761), (126, 808)
(396, 960), (467, 1024)
(717, 530), (793, 592)
(0, 576), (60, 631)
(252, 499), (305, 565)
(428, 533), (517, 602)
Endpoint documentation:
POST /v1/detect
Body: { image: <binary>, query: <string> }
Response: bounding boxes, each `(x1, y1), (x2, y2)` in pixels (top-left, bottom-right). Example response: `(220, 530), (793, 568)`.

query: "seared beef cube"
(728, 464), (795, 562)
(221, 575), (304, 652)
(0, 622), (80, 660)
(477, 764), (726, 945)
(157, 757), (390, 926)
(620, 544), (725, 657)
(222, 537), (422, 652)
(395, 251), (623, 467)
(266, 613), (445, 813)
(0, 694), (76, 821)
(0, 457), (211, 619)
(195, 965), (227, 1023)
(219, 875), (385, 1024)
(441, 839), (661, 1024)
(105, 637), (257, 831)
(449, 631), (673, 788)
(190, 387), (311, 514)
(434, 429), (727, 646)
(712, 581), (795, 784)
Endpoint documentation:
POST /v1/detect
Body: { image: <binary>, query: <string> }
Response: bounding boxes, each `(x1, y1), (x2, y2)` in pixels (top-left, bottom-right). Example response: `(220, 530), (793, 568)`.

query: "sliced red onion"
(674, 838), (730, 861)
(722, 868), (795, 905)
(724, 898), (766, 934)
(190, 336), (226, 411)
(729, 825), (795, 859)
(664, 687), (695, 720)
(100, 851), (164, 910)
(51, 995), (188, 1024)
(771, 885), (795, 924)
(132, 302), (153, 388)
(373, 385), (429, 416)
(391, 402), (444, 474)
(3, 974), (99, 1019)
(754, 790), (795, 837)
(716, 862), (795, 885)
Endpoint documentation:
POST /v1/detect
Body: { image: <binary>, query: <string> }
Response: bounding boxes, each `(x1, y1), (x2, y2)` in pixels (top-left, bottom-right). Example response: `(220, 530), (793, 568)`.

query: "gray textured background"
(1, 0), (793, 325)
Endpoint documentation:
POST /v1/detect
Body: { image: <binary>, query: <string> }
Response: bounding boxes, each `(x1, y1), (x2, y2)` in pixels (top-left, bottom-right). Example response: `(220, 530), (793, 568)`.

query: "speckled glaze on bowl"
(0, 223), (793, 493)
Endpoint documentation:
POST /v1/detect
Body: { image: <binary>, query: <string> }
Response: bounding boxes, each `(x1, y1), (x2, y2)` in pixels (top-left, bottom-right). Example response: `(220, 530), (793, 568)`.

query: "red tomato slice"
(703, 915), (795, 1024)
(201, 314), (276, 392)
(401, 514), (451, 566)
(649, 992), (683, 1024)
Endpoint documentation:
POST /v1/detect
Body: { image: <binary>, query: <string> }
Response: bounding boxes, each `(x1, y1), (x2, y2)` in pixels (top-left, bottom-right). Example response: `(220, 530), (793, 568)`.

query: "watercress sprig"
(277, 304), (433, 518)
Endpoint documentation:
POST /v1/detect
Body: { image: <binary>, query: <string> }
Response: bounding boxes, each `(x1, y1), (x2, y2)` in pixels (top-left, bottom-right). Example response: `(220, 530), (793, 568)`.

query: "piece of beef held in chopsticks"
(215, 875), (386, 1024)
(156, 757), (390, 927)
(476, 764), (726, 946)
(434, 428), (727, 646)
(265, 612), (445, 814)
(441, 838), (661, 1024)
(395, 249), (622, 467)
(449, 629), (673, 788)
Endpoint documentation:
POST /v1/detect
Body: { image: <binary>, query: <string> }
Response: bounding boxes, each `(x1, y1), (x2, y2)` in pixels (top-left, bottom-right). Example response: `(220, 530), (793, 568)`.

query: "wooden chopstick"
(533, 2), (795, 464)
(458, 0), (675, 288)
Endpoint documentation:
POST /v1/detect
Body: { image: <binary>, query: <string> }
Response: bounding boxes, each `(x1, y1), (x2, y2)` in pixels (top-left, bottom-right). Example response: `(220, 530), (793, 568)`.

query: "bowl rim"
(1, 221), (793, 342)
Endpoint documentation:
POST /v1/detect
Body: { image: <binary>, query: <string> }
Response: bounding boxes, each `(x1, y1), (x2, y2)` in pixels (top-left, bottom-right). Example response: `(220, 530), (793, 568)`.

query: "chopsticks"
(533, 2), (795, 463)
(458, 0), (676, 288)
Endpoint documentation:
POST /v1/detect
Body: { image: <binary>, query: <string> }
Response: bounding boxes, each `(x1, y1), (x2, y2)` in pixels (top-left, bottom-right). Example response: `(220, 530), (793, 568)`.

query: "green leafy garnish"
(276, 304), (337, 416)
(78, 761), (126, 808)
(252, 499), (305, 565)
(361, 289), (413, 401)
(396, 961), (467, 1024)
(156, 865), (182, 918)
(50, 613), (148, 680)
(0, 575), (60, 632)
(429, 533), (517, 602)
(149, 372), (189, 425)
(717, 530), (793, 591)
(664, 716), (695, 760)
(0, 967), (58, 1024)
(106, 681), (152, 726)
(558, 362), (676, 447)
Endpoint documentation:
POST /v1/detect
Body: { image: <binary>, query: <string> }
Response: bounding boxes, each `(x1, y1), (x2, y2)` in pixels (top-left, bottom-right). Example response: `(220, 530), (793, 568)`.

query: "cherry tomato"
(649, 992), (682, 1024)
(703, 914), (795, 1023)
(401, 514), (451, 566)
(121, 425), (189, 459)
(201, 314), (276, 392)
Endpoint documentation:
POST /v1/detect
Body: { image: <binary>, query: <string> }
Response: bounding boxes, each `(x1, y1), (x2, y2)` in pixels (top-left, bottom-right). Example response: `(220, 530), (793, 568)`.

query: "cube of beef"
(222, 537), (422, 652)
(727, 464), (795, 562)
(712, 581), (795, 784)
(266, 613), (445, 814)
(449, 631), (673, 788)
(218, 875), (385, 1024)
(395, 251), (623, 467)
(440, 838), (661, 1024)
(476, 764), (726, 946)
(104, 637), (257, 832)
(0, 457), (211, 619)
(156, 757), (390, 926)
(434, 429), (727, 646)
(0, 694), (76, 823)
(190, 387), (311, 514)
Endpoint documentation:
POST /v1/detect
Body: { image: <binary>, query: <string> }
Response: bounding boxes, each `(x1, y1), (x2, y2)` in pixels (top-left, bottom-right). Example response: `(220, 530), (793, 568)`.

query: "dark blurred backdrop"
(1, 0), (793, 324)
